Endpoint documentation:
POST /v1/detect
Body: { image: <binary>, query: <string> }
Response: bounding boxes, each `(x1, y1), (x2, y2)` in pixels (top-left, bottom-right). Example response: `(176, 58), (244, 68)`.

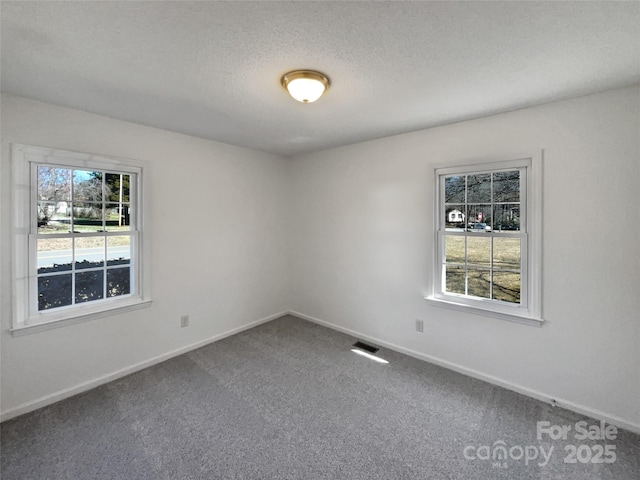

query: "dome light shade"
(281, 70), (330, 103)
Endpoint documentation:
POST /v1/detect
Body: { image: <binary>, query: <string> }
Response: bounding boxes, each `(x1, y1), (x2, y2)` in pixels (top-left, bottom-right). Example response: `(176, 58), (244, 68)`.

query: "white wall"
(289, 86), (640, 430)
(2, 87), (639, 431)
(0, 94), (290, 417)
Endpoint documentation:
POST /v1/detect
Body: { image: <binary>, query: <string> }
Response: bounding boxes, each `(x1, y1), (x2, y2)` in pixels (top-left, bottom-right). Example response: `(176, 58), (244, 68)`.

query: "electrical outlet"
(415, 319), (424, 333)
(180, 315), (189, 328)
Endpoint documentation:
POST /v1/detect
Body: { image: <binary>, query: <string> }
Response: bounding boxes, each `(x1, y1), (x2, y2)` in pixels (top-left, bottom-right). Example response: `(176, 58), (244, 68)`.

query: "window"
(428, 156), (542, 325)
(12, 145), (151, 334)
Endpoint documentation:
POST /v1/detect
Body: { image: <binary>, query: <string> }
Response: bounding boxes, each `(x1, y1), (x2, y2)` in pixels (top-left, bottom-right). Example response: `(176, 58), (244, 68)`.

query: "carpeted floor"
(1, 315), (638, 479)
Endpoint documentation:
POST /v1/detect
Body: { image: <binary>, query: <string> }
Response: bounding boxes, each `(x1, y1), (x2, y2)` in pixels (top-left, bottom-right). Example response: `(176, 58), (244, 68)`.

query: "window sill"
(10, 298), (153, 336)
(425, 296), (543, 327)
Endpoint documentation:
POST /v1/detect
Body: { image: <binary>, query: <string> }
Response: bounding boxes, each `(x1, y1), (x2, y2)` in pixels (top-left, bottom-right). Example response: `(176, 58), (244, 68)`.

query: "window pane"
(444, 175), (465, 203)
(107, 236), (131, 265)
(75, 270), (104, 304)
(37, 238), (72, 273)
(445, 205), (465, 230)
(493, 170), (520, 202)
(105, 203), (131, 231)
(445, 236), (465, 264)
(445, 265), (465, 295)
(72, 202), (104, 232)
(493, 272), (520, 303)
(468, 269), (490, 298)
(466, 205), (492, 230)
(493, 237), (521, 270)
(37, 201), (71, 234)
(494, 204), (520, 232)
(467, 237), (490, 267)
(107, 267), (130, 297)
(73, 170), (103, 202)
(38, 166), (71, 201)
(38, 274), (72, 310)
(467, 174), (491, 202)
(105, 173), (130, 203)
(75, 237), (105, 270)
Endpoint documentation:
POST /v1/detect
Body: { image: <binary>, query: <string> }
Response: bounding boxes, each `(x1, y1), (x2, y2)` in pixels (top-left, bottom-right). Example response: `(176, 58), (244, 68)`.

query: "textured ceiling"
(2, 1), (639, 157)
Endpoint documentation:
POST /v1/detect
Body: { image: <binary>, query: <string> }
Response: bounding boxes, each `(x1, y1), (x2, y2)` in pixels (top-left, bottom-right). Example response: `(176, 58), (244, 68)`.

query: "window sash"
(31, 162), (137, 232)
(435, 231), (528, 311)
(28, 231), (138, 315)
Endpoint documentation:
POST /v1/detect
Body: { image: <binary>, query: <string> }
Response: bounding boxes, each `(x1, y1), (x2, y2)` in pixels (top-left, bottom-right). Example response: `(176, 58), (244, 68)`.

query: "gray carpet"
(1, 315), (638, 479)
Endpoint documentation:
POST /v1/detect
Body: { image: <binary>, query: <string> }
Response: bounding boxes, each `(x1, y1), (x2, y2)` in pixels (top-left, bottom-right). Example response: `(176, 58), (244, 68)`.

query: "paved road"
(38, 246), (130, 268)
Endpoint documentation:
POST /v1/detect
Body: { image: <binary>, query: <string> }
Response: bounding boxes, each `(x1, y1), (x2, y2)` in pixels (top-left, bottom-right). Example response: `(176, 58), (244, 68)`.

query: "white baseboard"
(4, 309), (639, 435)
(0, 311), (288, 423)
(289, 310), (640, 435)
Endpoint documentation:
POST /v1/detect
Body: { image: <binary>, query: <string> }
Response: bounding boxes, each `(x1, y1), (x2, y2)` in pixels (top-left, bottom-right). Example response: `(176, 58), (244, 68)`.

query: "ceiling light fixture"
(281, 70), (330, 104)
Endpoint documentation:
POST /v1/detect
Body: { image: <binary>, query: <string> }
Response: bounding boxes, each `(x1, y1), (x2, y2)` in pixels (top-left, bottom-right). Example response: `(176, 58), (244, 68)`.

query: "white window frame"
(11, 144), (152, 335)
(426, 153), (543, 327)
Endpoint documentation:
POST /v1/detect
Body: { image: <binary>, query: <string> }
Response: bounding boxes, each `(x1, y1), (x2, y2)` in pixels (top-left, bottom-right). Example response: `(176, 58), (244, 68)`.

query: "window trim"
(426, 153), (543, 326)
(11, 144), (152, 335)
